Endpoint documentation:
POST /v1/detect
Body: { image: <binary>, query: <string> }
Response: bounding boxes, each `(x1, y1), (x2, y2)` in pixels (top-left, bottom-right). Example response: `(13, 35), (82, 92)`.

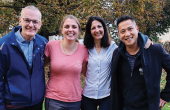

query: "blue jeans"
(45, 98), (81, 110)
(81, 95), (110, 110)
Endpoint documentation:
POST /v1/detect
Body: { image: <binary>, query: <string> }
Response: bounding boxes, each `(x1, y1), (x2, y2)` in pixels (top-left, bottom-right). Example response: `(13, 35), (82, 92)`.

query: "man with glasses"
(0, 5), (48, 110)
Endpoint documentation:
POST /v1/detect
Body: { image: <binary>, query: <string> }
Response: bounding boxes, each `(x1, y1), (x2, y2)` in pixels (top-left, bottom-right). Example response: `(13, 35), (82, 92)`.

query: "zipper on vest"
(131, 69), (134, 77)
(14, 44), (33, 105)
(15, 44), (30, 68)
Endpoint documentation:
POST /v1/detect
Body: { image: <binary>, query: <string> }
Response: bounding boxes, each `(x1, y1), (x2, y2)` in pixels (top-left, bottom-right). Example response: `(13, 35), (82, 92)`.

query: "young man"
(110, 15), (170, 110)
(0, 5), (48, 110)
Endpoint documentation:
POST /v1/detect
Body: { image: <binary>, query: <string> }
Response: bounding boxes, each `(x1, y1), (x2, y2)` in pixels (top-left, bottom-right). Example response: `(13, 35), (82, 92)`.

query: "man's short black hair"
(116, 15), (136, 28)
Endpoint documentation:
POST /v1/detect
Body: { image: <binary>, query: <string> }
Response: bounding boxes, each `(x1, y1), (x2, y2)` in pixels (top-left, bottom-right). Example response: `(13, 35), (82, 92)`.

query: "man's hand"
(144, 38), (153, 49)
(159, 98), (167, 110)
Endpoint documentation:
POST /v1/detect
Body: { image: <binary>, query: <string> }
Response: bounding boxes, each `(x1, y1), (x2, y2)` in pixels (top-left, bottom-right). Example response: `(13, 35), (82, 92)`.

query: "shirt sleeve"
(0, 42), (6, 110)
(83, 47), (88, 63)
(160, 44), (170, 102)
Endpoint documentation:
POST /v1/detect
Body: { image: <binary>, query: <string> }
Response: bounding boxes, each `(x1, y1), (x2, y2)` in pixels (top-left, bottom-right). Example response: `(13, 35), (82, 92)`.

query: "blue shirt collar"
(15, 28), (35, 43)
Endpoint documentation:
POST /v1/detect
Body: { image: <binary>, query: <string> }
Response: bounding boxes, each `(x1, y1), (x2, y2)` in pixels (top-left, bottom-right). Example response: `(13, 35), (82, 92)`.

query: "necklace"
(61, 41), (67, 54)
(61, 41), (77, 55)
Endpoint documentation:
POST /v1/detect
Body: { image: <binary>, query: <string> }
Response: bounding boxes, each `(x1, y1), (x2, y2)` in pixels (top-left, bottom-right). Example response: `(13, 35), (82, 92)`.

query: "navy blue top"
(125, 49), (141, 72)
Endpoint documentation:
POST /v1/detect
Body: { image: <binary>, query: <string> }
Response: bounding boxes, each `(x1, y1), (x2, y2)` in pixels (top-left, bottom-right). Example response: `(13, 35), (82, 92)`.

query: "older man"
(0, 5), (48, 110)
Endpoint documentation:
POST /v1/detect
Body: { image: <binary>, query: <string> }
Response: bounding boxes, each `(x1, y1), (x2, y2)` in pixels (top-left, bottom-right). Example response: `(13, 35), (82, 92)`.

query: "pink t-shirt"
(44, 40), (88, 102)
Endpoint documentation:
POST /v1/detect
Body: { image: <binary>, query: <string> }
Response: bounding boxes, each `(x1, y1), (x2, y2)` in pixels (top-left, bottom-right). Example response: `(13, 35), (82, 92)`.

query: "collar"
(10, 26), (39, 47)
(118, 32), (146, 53)
(125, 48), (142, 58)
(118, 32), (147, 65)
(15, 28), (35, 43)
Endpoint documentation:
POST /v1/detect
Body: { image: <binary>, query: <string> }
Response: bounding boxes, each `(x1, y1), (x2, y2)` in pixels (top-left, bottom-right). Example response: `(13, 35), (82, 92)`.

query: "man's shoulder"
(112, 47), (119, 57)
(113, 47), (119, 53)
(0, 34), (12, 53)
(0, 26), (20, 45)
(0, 32), (13, 45)
(148, 43), (163, 51)
(35, 34), (47, 41)
(144, 43), (165, 57)
(152, 43), (162, 47)
(35, 34), (48, 44)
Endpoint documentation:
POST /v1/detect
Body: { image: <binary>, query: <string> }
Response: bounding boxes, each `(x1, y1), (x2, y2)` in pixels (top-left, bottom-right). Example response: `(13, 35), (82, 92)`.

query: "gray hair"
(20, 5), (42, 21)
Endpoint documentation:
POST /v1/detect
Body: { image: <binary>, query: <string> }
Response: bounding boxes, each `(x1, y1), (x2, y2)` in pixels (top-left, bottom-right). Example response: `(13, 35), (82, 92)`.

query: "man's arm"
(0, 43), (6, 110)
(44, 55), (50, 67)
(160, 44), (170, 102)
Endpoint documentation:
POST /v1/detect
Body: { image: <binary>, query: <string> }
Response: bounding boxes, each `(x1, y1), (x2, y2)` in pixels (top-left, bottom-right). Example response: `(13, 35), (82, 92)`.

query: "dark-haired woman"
(81, 16), (151, 110)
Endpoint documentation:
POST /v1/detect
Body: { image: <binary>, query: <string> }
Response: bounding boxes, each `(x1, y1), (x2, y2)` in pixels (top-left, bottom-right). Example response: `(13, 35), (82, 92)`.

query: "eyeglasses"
(22, 18), (40, 25)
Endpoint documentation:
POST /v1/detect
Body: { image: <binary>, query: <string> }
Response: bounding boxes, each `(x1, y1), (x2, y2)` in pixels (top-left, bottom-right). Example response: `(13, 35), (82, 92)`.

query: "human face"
(61, 18), (80, 41)
(19, 8), (42, 41)
(118, 19), (139, 47)
(90, 20), (104, 41)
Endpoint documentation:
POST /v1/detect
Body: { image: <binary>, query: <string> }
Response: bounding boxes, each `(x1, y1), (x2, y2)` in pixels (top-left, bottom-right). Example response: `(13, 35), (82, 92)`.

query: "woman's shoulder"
(108, 41), (118, 49)
(46, 40), (60, 50)
(110, 41), (117, 46)
(47, 40), (60, 45)
(77, 43), (88, 55)
(78, 43), (87, 50)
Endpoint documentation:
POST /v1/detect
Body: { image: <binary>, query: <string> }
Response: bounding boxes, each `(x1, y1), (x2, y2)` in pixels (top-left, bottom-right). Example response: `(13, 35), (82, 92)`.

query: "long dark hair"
(84, 16), (110, 49)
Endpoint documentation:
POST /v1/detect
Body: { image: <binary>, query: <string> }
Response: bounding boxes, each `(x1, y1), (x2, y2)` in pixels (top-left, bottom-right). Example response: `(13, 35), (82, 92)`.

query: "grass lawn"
(163, 103), (170, 110)
(43, 103), (45, 110)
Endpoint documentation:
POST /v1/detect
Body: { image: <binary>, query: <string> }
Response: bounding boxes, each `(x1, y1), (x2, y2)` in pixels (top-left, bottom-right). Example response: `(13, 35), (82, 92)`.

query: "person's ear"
(61, 28), (63, 35)
(38, 21), (42, 29)
(19, 17), (22, 26)
(118, 30), (120, 36)
(136, 26), (139, 32)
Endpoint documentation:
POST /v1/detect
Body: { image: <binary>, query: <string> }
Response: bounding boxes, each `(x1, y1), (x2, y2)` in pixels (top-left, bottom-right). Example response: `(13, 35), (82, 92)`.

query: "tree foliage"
(0, 0), (170, 42)
(107, 0), (167, 42)
(152, 0), (170, 42)
(0, 0), (108, 39)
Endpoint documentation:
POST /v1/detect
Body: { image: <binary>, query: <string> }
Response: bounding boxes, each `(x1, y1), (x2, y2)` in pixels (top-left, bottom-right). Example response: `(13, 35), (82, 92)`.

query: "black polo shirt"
(117, 49), (149, 110)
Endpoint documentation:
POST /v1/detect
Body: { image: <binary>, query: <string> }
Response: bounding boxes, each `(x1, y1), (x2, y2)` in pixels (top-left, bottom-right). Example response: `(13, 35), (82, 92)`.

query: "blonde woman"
(44, 15), (88, 110)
